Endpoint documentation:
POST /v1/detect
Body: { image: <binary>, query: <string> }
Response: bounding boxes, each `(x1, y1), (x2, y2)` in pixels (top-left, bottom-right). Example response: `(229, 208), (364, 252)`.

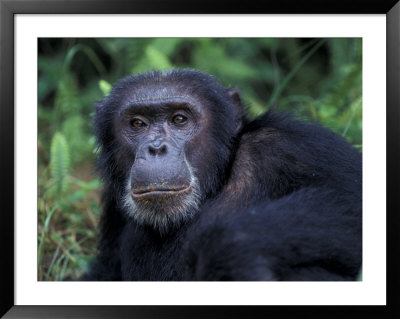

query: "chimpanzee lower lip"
(131, 186), (191, 198)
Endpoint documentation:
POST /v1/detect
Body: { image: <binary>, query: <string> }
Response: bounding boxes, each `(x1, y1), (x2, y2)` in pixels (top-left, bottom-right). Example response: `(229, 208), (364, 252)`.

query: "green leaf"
(99, 80), (112, 96)
(50, 132), (70, 194)
(54, 74), (79, 126)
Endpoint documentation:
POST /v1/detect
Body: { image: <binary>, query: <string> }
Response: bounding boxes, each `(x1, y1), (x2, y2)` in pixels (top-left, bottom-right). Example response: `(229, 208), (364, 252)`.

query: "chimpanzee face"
(115, 93), (206, 231)
(95, 70), (242, 232)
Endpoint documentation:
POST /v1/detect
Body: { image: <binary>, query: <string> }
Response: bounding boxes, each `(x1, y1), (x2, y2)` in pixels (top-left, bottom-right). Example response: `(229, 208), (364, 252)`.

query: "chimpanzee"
(80, 69), (362, 281)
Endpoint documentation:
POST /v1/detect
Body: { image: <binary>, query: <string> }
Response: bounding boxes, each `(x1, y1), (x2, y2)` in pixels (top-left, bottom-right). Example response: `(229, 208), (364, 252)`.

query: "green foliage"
(49, 132), (70, 194)
(38, 38), (362, 280)
(38, 164), (100, 280)
(61, 116), (95, 164)
(99, 79), (111, 96)
(55, 74), (80, 120)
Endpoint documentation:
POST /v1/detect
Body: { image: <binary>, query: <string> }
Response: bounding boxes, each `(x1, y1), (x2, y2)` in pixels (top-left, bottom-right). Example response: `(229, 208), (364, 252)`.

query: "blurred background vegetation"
(38, 38), (362, 281)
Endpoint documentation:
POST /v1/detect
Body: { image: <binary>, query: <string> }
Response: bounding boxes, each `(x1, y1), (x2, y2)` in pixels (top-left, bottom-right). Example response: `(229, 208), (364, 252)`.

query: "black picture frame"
(1, 1), (399, 318)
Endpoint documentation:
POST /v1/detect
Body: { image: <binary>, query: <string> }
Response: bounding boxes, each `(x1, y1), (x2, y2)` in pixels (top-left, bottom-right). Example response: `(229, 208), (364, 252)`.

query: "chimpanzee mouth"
(131, 186), (191, 199)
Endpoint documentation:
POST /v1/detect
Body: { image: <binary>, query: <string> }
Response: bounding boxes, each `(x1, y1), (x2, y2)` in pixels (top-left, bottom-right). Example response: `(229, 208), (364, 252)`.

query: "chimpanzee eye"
(131, 118), (146, 128)
(172, 115), (187, 125)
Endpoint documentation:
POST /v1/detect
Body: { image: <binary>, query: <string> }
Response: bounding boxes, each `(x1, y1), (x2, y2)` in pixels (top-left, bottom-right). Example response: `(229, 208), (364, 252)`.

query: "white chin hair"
(121, 176), (201, 233)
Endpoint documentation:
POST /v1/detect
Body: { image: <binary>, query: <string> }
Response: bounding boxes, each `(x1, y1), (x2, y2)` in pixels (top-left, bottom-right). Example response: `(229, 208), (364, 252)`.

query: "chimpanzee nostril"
(148, 144), (167, 156)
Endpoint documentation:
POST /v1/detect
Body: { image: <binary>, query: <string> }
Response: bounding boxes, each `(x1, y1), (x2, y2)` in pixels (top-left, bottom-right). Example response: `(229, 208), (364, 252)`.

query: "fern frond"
(50, 132), (70, 194)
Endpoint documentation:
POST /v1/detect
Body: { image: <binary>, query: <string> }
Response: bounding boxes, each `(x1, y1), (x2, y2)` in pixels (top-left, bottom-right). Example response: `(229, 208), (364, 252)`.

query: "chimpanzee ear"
(227, 86), (242, 106)
(227, 87), (244, 134)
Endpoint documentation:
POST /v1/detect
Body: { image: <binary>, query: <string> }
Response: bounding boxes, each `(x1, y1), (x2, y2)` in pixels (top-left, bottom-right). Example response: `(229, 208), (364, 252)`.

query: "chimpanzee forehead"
(116, 69), (224, 99)
(106, 70), (229, 115)
(122, 84), (200, 104)
(127, 82), (185, 98)
(121, 96), (203, 116)
(118, 80), (213, 110)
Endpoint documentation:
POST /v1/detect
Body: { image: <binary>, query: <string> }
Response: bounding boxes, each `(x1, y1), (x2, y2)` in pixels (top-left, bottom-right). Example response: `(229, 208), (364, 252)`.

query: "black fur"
(80, 69), (362, 281)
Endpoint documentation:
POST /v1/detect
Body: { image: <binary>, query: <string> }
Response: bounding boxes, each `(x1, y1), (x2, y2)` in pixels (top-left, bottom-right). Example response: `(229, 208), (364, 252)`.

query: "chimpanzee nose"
(148, 143), (167, 156)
